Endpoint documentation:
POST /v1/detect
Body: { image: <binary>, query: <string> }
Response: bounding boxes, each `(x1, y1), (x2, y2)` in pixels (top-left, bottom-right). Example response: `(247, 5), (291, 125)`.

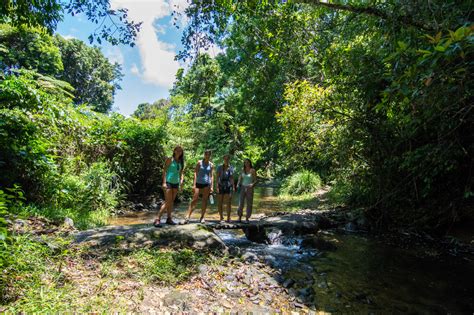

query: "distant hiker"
(237, 158), (257, 223)
(154, 146), (184, 226)
(185, 150), (214, 223)
(216, 154), (236, 223)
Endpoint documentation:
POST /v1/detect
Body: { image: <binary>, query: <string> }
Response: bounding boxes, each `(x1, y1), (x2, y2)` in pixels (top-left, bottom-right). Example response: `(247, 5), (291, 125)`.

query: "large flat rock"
(209, 212), (333, 233)
(74, 223), (227, 251)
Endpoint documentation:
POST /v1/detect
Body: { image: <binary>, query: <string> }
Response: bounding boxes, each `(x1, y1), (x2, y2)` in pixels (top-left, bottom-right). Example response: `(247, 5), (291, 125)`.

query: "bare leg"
(224, 194), (231, 222)
(200, 186), (210, 221)
(246, 186), (254, 220)
(156, 188), (173, 223)
(186, 188), (200, 219)
(158, 202), (166, 221)
(217, 193), (224, 221)
(237, 187), (246, 221)
(167, 188), (178, 220)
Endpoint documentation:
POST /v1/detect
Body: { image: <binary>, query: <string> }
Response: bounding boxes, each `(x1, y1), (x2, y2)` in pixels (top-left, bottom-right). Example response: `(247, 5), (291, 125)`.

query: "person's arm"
(162, 158), (171, 188)
(210, 163), (214, 193)
(179, 164), (185, 190)
(232, 169), (236, 191)
(237, 172), (242, 187)
(216, 166), (222, 194)
(251, 169), (257, 187)
(193, 161), (200, 188)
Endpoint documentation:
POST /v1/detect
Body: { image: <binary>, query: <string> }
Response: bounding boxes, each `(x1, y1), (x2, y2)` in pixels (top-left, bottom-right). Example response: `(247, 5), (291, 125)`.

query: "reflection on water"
(217, 229), (474, 313)
(305, 232), (474, 313)
(108, 186), (280, 225)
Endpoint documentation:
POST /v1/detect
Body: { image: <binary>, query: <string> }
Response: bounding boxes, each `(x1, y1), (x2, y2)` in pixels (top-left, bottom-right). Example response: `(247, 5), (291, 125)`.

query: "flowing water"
(108, 187), (474, 313)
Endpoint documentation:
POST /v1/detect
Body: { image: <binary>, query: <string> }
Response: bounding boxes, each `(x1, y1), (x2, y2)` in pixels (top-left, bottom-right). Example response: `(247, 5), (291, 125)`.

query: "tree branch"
(295, 0), (435, 32)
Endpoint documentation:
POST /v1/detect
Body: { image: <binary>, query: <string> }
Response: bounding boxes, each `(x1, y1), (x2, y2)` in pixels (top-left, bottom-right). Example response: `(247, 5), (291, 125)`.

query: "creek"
(107, 187), (474, 313)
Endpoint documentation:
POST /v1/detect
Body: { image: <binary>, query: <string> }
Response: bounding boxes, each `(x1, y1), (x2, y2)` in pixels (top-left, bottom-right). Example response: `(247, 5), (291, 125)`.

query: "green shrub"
(0, 234), (81, 312)
(0, 71), (167, 227)
(121, 248), (207, 285)
(281, 170), (322, 196)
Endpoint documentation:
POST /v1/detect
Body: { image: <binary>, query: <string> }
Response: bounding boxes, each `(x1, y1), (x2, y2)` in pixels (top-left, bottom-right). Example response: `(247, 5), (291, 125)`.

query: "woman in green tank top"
(154, 146), (184, 226)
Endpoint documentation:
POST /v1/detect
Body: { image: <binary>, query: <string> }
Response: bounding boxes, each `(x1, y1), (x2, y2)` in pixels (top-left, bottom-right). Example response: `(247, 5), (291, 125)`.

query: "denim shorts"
(166, 182), (179, 189)
(196, 182), (210, 189)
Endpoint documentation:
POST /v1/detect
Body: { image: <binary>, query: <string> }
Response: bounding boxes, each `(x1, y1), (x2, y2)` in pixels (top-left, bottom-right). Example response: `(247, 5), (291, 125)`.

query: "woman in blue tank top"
(154, 146), (184, 226)
(185, 149), (214, 223)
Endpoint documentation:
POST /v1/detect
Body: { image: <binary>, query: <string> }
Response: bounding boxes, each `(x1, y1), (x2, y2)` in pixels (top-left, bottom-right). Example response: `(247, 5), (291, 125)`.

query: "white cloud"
(130, 63), (140, 75)
(110, 0), (189, 88)
(104, 46), (125, 65)
(62, 34), (77, 40)
(206, 42), (225, 58)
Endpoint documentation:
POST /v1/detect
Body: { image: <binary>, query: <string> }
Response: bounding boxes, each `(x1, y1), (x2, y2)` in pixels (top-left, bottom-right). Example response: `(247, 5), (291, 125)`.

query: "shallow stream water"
(108, 187), (474, 313)
(108, 186), (281, 225)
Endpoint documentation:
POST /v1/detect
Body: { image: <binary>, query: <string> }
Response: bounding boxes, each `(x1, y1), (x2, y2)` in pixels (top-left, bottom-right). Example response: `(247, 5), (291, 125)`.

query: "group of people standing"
(154, 146), (257, 227)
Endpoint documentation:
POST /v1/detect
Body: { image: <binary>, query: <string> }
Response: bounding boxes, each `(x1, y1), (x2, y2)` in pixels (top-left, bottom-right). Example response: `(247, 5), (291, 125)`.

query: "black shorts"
(218, 185), (232, 194)
(166, 182), (179, 189)
(195, 182), (210, 189)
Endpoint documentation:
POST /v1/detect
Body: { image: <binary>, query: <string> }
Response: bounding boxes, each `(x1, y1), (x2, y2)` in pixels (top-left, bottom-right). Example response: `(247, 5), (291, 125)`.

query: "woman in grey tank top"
(185, 150), (214, 223)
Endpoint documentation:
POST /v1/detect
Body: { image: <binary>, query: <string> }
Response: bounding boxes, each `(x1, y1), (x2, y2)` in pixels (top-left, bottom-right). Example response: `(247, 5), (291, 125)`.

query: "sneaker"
(166, 218), (176, 225)
(153, 218), (161, 227)
(199, 218), (206, 224)
(183, 218), (190, 224)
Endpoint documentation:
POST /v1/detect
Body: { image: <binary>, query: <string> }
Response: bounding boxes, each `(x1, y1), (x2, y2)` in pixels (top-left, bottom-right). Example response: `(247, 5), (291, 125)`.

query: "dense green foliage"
(0, 24), (63, 74)
(0, 0), (471, 233)
(55, 36), (123, 113)
(0, 18), (158, 229)
(0, 69), (166, 227)
(0, 0), (473, 311)
(0, 24), (122, 113)
(174, 0), (473, 230)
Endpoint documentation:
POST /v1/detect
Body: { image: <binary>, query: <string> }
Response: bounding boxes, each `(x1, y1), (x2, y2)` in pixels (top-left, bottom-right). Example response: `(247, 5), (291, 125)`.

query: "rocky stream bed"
(6, 206), (474, 313)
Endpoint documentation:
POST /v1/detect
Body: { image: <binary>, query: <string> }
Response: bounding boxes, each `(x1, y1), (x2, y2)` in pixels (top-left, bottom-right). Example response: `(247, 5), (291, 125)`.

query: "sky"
(57, 0), (191, 116)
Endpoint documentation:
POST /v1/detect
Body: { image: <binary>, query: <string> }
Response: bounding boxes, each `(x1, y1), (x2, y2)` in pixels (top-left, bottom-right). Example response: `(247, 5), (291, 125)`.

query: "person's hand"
(162, 182), (167, 189)
(210, 187), (214, 194)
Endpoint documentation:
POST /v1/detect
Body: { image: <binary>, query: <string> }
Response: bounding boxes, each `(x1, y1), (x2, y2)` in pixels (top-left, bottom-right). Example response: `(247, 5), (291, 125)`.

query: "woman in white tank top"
(237, 158), (257, 223)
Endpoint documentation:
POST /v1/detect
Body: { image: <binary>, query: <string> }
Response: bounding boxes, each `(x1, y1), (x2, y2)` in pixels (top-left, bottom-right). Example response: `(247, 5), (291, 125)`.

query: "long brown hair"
(172, 146), (184, 170)
(243, 158), (252, 174)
